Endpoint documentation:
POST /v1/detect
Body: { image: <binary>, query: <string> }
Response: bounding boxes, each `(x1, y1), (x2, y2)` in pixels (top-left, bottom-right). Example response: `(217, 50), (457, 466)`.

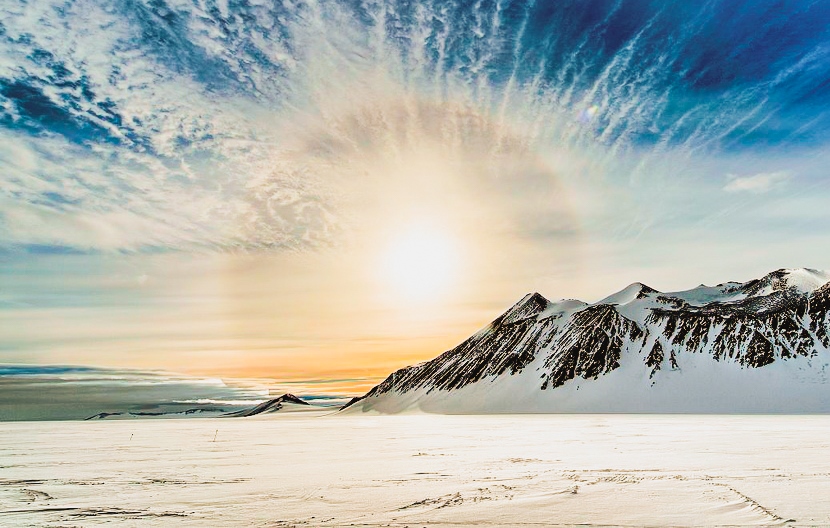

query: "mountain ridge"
(343, 268), (830, 414)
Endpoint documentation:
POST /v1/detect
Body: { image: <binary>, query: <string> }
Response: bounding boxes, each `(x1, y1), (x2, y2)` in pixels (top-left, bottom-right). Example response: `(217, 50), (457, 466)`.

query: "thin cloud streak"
(2, 0), (829, 253)
(724, 171), (793, 194)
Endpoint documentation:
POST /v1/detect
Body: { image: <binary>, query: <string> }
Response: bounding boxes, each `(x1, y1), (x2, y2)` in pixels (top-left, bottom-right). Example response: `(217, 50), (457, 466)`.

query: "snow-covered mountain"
(344, 268), (830, 413)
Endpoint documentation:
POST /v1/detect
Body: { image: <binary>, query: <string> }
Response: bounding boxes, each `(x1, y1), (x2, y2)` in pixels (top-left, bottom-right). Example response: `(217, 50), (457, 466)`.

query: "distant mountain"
(223, 394), (311, 417)
(83, 394), (320, 421)
(84, 407), (226, 420)
(344, 268), (830, 413)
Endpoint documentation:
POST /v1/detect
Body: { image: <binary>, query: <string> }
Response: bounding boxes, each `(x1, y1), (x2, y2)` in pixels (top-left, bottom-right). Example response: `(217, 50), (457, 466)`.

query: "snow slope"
(345, 268), (830, 413)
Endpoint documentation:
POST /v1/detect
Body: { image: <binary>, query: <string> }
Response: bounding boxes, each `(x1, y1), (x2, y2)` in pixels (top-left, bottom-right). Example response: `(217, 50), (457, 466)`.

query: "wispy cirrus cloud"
(4, 0), (830, 388)
(2, 0), (829, 254)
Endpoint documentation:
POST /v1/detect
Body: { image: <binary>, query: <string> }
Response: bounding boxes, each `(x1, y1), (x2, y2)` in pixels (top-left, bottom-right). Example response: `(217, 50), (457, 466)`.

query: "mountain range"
(343, 268), (830, 413)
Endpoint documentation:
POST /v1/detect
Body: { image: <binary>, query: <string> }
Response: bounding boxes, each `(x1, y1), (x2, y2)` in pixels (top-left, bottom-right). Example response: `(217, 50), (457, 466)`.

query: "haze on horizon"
(2, 0), (830, 394)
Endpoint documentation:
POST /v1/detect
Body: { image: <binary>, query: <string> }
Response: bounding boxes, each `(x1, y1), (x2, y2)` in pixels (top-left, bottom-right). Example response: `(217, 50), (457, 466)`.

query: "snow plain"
(2, 413), (830, 527)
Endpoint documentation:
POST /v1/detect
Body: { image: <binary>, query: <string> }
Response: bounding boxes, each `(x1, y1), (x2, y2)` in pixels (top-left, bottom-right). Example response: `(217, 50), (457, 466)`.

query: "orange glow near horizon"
(3, 220), (583, 398)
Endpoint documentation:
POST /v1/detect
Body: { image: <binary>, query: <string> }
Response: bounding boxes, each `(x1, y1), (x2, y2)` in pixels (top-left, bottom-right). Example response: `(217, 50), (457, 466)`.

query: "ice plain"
(2, 413), (830, 527)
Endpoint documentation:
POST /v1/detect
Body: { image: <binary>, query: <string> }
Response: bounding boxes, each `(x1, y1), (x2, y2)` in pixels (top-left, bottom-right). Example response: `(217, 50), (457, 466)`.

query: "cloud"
(0, 364), (356, 420)
(723, 171), (793, 194)
(0, 365), (264, 421)
(2, 1), (828, 253)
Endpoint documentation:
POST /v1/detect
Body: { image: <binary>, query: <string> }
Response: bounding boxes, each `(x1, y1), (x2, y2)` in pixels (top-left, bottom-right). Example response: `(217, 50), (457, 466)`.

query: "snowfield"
(2, 413), (830, 526)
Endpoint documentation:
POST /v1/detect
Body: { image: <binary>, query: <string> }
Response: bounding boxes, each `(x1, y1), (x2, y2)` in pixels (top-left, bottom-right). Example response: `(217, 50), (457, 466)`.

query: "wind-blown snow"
(2, 414), (830, 526)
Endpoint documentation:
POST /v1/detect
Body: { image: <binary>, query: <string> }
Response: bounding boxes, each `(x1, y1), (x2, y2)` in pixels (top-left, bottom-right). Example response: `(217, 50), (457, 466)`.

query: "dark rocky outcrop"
(363, 293), (559, 397)
(224, 394), (309, 417)
(540, 304), (643, 390)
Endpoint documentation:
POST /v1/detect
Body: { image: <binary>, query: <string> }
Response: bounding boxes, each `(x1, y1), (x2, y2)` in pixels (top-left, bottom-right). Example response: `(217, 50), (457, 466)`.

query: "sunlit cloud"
(2, 0), (828, 254)
(2, 0), (830, 385)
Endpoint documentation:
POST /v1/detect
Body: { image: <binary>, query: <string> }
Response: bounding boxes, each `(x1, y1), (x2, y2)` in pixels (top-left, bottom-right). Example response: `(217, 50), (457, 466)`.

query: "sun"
(379, 224), (460, 302)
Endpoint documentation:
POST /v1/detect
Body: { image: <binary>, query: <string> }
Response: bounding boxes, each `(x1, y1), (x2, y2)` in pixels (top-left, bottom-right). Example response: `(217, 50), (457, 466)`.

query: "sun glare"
(379, 225), (459, 302)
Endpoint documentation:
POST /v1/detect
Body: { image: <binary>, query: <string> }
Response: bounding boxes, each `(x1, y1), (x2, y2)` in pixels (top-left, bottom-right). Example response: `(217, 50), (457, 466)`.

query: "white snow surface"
(537, 298), (588, 320)
(2, 414), (830, 526)
(596, 282), (653, 305)
(664, 268), (830, 306)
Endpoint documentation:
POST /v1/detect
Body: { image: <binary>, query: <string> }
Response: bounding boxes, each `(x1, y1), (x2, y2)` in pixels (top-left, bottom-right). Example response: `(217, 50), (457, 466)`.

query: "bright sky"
(2, 0), (830, 395)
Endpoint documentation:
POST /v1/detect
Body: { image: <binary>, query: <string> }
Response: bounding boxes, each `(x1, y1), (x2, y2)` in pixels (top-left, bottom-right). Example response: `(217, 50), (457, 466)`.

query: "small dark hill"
(224, 394), (309, 417)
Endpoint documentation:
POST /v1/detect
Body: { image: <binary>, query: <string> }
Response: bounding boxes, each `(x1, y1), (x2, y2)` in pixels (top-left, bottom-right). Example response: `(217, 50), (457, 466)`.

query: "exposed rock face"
(810, 282), (830, 348)
(347, 268), (830, 411)
(540, 304), (643, 390)
(365, 293), (559, 396)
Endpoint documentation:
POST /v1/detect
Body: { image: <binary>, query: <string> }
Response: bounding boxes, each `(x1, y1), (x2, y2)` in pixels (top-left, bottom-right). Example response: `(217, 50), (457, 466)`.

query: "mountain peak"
(274, 393), (308, 405)
(740, 268), (830, 297)
(598, 282), (659, 305)
(224, 394), (309, 417)
(499, 292), (550, 325)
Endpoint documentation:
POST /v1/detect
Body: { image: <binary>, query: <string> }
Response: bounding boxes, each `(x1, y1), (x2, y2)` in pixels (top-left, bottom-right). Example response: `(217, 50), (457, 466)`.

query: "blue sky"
(2, 0), (830, 387)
